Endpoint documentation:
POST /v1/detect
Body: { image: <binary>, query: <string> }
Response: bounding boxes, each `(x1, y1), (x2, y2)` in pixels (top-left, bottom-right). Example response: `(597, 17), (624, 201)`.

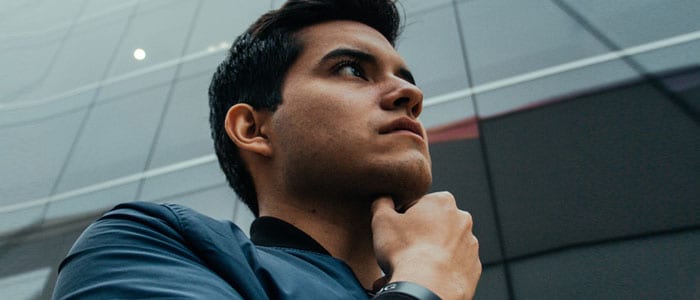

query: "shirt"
(52, 201), (425, 299)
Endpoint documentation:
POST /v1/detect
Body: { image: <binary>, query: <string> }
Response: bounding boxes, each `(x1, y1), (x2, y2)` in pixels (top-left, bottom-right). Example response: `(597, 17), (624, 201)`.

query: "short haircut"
(209, 0), (403, 216)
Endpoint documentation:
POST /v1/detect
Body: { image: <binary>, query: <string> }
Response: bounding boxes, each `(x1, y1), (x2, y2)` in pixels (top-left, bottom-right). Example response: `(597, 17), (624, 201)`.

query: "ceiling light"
(133, 48), (146, 60)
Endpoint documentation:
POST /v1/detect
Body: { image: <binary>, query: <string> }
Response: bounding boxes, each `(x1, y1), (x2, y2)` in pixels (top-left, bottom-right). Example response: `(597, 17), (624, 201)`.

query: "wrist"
(388, 269), (465, 300)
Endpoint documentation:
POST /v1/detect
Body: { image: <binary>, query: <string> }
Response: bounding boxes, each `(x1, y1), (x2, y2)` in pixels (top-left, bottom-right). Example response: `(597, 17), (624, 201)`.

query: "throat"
(337, 242), (383, 290)
(325, 225), (382, 289)
(259, 198), (381, 289)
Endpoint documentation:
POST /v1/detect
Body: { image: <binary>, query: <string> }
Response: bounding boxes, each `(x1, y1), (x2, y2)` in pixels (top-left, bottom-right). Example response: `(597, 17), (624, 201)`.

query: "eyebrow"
(319, 48), (416, 85)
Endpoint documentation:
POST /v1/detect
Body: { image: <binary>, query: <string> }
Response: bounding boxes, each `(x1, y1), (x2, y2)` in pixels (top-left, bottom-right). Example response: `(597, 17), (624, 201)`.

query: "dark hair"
(209, 0), (403, 216)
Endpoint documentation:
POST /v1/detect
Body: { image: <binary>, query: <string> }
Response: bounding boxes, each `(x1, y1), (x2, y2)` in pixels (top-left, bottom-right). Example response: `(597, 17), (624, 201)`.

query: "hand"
(371, 192), (481, 300)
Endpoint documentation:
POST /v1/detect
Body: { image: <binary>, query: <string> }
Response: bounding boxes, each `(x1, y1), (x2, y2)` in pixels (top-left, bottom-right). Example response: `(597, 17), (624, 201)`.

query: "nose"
(380, 77), (423, 118)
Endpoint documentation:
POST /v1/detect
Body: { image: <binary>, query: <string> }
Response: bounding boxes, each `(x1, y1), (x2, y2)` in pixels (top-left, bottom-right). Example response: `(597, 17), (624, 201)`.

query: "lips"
(379, 117), (424, 140)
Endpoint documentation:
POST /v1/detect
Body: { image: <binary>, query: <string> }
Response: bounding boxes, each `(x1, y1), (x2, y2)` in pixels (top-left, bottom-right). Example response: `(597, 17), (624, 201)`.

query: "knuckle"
(429, 191), (453, 201)
(461, 210), (473, 226)
(462, 210), (472, 220)
(437, 191), (454, 198)
(432, 191), (456, 208)
(439, 191), (456, 202)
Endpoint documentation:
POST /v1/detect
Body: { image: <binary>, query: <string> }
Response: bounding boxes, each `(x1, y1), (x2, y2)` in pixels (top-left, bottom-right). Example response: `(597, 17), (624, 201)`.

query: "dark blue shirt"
(53, 202), (376, 299)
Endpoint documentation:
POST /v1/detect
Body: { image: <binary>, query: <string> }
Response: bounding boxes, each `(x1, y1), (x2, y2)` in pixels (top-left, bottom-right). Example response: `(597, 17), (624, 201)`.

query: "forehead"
(294, 20), (406, 66)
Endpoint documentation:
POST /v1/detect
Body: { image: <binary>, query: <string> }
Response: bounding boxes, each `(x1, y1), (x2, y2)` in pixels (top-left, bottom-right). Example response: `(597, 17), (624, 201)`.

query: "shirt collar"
(250, 216), (331, 256)
(251, 217), (378, 296)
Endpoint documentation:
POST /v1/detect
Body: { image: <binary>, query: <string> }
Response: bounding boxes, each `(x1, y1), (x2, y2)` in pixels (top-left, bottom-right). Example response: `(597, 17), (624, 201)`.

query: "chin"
(390, 175), (431, 210)
(366, 157), (432, 207)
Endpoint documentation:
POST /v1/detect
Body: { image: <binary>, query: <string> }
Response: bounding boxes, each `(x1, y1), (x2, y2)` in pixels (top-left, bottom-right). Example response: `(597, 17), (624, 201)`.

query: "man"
(53, 0), (481, 299)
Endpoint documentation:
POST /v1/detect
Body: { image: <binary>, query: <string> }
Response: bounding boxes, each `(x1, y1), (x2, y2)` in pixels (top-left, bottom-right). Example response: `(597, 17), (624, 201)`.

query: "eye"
(335, 60), (367, 80)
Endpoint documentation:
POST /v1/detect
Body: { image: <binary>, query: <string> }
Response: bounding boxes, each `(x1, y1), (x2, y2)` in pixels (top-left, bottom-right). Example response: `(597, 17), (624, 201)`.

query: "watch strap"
(374, 281), (441, 300)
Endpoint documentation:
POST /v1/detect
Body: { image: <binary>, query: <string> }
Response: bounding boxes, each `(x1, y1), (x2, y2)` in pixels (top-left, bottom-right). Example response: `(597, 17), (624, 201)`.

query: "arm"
(371, 192), (482, 300)
(52, 205), (242, 299)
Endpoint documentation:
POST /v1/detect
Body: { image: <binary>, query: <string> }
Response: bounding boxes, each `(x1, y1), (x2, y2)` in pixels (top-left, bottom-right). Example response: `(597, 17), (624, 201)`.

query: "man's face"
(269, 20), (431, 207)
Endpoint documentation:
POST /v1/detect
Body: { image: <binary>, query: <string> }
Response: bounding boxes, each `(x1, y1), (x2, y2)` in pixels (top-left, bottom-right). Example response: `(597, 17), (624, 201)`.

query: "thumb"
(371, 197), (395, 216)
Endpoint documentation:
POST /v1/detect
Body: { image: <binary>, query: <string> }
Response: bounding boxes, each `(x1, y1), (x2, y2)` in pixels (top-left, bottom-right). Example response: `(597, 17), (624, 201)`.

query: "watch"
(374, 281), (441, 300)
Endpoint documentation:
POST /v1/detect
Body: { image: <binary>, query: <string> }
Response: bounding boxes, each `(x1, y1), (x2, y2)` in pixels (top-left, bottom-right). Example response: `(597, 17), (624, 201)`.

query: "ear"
(224, 104), (273, 158)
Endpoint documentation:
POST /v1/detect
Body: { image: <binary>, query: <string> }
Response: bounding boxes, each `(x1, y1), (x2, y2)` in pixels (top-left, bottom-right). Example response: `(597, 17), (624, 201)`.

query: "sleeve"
(52, 203), (243, 299)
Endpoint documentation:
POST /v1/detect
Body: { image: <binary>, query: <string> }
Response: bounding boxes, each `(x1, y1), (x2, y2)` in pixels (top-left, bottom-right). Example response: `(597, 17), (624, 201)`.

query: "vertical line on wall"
(451, 1), (515, 299)
(550, 0), (700, 126)
(134, 0), (205, 201)
(40, 1), (143, 225)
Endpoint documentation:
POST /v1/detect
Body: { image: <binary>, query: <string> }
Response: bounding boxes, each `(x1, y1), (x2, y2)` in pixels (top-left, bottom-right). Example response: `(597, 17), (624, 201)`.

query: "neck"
(258, 193), (382, 289)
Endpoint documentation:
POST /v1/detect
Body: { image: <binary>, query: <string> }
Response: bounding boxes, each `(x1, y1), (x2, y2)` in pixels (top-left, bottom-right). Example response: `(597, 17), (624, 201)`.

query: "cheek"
(295, 102), (373, 135)
(277, 83), (380, 146)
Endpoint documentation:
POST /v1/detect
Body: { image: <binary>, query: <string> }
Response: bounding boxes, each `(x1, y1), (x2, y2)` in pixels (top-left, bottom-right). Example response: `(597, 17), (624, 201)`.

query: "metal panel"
(510, 230), (700, 299)
(481, 80), (700, 258)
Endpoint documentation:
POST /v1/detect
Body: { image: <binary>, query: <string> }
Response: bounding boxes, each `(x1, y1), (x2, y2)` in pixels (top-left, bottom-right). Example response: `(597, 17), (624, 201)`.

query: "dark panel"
(429, 139), (502, 264)
(510, 230), (700, 299)
(481, 79), (700, 258)
(659, 67), (700, 119)
(0, 236), (63, 279)
(474, 264), (509, 300)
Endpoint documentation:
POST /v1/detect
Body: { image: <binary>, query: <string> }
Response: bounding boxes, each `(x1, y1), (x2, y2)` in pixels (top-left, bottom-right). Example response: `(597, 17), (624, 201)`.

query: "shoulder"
(53, 201), (264, 299)
(65, 201), (248, 257)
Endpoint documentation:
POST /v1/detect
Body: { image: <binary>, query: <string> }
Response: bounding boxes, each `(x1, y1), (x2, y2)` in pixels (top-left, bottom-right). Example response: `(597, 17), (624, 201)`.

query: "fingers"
(371, 196), (395, 216)
(371, 197), (396, 236)
(371, 191), (482, 299)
